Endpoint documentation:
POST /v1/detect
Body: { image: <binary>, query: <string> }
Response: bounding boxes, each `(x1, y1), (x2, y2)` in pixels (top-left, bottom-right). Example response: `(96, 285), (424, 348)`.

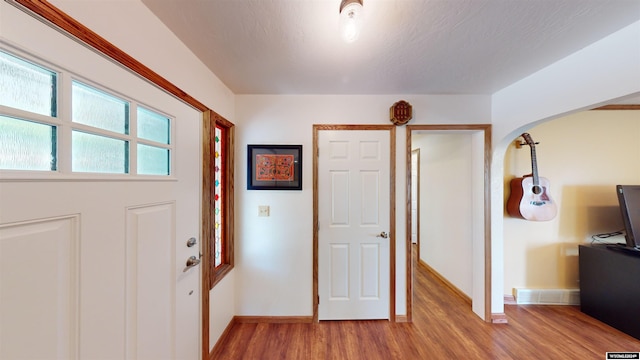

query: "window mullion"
(129, 101), (138, 175)
(57, 72), (73, 174)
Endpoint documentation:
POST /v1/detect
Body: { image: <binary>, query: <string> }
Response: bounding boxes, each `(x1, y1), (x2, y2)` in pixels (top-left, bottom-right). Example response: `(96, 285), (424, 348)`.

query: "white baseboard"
(514, 288), (580, 305)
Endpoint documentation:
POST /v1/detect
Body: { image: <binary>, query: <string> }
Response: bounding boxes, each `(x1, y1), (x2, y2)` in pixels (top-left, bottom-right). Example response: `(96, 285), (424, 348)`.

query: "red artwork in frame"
(248, 145), (302, 190)
(255, 154), (295, 181)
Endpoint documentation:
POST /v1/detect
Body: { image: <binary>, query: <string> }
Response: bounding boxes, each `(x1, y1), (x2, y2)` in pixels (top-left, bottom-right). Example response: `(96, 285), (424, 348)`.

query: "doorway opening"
(406, 125), (492, 323)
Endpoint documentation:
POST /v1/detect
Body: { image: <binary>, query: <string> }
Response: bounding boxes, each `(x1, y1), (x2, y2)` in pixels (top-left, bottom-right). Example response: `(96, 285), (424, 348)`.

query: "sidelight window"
(210, 116), (234, 288)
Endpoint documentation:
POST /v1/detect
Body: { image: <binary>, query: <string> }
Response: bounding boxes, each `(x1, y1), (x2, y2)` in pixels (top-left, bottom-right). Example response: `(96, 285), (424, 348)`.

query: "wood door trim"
(406, 124), (492, 323)
(592, 104), (640, 110)
(313, 124), (397, 322)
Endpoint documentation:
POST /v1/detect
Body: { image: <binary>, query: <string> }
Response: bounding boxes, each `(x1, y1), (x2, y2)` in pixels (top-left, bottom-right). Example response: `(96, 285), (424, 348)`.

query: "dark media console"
(579, 244), (640, 340)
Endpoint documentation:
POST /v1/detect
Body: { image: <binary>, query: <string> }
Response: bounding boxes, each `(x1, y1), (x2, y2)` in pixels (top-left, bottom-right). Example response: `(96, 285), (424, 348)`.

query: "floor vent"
(514, 288), (580, 305)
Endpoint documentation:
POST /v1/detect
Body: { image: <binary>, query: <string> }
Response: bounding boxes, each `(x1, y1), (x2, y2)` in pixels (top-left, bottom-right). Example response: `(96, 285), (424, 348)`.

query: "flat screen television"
(616, 185), (640, 250)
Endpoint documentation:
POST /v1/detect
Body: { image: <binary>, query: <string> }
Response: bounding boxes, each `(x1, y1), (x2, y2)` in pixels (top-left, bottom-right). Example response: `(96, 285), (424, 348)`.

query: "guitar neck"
(529, 145), (540, 186)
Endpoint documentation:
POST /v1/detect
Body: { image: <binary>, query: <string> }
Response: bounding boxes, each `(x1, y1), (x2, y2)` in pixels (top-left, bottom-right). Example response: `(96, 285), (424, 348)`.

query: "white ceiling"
(141, 0), (640, 96)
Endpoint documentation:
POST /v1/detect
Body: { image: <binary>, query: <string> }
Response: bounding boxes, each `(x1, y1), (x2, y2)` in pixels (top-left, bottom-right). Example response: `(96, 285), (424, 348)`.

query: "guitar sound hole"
(532, 185), (543, 195)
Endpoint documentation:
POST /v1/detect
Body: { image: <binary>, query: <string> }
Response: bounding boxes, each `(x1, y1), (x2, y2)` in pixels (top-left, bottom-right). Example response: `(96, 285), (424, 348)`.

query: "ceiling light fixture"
(339, 0), (363, 43)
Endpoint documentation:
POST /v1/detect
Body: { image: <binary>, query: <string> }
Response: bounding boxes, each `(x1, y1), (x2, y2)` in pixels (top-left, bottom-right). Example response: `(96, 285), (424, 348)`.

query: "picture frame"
(247, 144), (302, 190)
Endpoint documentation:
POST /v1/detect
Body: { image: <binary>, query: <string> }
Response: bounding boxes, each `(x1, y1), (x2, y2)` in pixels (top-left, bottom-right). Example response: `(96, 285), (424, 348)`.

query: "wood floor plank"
(210, 247), (640, 359)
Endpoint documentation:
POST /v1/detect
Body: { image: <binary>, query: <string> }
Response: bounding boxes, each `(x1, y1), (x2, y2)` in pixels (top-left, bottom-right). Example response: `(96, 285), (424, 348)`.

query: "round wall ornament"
(390, 100), (413, 125)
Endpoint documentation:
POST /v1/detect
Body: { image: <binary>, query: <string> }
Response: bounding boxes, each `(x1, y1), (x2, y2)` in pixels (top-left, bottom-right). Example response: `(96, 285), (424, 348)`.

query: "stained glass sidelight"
(214, 125), (224, 267)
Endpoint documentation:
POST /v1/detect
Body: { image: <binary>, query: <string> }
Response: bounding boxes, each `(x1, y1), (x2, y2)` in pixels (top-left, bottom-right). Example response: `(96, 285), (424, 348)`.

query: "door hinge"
(317, 295), (320, 304)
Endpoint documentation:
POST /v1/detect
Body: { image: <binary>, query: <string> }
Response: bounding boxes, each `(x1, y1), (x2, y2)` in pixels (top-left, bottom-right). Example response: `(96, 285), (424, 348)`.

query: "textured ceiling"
(141, 0), (640, 95)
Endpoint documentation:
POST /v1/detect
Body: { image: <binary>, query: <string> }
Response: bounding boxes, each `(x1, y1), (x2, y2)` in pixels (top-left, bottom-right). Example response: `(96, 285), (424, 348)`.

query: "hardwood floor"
(210, 248), (640, 359)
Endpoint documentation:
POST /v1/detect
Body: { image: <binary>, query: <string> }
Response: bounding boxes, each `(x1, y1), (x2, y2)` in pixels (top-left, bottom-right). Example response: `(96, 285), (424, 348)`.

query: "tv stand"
(579, 244), (640, 340)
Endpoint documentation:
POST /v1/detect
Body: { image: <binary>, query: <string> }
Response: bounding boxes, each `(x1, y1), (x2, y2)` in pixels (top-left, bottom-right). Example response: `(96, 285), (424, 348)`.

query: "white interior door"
(318, 129), (391, 320)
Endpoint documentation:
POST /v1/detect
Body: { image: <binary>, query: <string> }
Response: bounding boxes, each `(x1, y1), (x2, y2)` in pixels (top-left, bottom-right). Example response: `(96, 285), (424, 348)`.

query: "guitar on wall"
(506, 133), (558, 221)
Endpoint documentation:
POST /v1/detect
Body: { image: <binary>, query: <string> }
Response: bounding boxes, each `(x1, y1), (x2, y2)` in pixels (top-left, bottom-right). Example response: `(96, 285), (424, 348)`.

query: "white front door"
(0, 73), (200, 360)
(317, 129), (391, 320)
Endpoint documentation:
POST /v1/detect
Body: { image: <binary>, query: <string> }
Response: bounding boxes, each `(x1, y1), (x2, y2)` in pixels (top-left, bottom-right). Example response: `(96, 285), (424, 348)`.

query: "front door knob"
(183, 256), (201, 272)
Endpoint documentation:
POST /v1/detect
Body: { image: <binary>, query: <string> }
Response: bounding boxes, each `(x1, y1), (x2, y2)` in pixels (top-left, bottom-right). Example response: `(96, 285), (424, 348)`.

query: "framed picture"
(247, 144), (302, 190)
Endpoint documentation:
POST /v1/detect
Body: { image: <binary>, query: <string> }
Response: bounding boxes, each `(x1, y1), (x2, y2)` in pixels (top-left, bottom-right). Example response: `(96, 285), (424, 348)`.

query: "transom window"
(0, 49), (173, 176)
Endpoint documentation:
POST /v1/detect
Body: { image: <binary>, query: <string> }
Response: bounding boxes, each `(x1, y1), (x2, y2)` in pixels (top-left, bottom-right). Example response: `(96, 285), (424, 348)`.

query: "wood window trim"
(207, 112), (235, 289)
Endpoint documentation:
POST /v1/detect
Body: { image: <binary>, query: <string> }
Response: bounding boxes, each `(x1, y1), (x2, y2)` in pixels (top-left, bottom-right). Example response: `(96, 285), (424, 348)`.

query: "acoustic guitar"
(506, 133), (557, 221)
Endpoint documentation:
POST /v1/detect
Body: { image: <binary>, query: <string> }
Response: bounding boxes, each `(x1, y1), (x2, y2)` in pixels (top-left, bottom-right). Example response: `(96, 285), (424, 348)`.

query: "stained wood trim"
(313, 124), (397, 322)
(483, 126), (493, 323)
(389, 125), (397, 322)
(201, 111), (213, 360)
(209, 316), (237, 359)
(504, 295), (516, 305)
(234, 316), (314, 324)
(209, 114), (235, 289)
(406, 124), (492, 323)
(592, 104), (640, 110)
(491, 313), (508, 324)
(312, 127), (319, 322)
(418, 259), (471, 305)
(203, 113), (235, 358)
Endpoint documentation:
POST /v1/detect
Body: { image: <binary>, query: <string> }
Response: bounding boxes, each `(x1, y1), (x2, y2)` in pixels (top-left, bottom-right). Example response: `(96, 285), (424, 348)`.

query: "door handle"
(377, 231), (389, 239)
(183, 255), (201, 272)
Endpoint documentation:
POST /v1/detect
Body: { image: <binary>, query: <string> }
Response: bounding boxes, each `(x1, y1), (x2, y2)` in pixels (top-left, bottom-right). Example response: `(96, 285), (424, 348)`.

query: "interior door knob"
(377, 231), (389, 239)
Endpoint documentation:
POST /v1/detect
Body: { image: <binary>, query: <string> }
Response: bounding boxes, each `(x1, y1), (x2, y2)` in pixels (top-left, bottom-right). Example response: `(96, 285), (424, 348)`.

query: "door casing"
(313, 124), (396, 322)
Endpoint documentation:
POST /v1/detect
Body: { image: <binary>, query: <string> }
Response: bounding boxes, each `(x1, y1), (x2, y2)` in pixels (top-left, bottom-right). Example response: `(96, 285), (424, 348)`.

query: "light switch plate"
(258, 205), (270, 217)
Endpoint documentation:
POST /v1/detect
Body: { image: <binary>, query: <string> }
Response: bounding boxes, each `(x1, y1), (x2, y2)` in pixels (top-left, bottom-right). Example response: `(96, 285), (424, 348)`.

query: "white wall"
(234, 95), (491, 317)
(491, 20), (640, 314)
(503, 110), (640, 294)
